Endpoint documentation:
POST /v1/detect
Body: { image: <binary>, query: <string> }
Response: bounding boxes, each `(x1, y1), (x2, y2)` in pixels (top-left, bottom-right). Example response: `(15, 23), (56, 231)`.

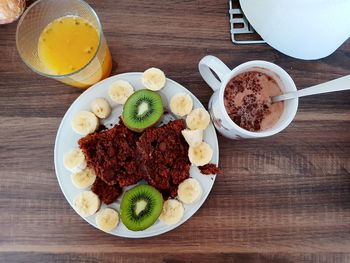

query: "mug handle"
(198, 55), (231, 91)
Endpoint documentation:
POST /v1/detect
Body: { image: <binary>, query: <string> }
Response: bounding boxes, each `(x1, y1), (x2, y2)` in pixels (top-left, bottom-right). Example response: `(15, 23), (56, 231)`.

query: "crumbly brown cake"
(78, 120), (142, 187)
(137, 119), (191, 197)
(91, 177), (122, 205)
(79, 119), (197, 203)
(199, 163), (221, 175)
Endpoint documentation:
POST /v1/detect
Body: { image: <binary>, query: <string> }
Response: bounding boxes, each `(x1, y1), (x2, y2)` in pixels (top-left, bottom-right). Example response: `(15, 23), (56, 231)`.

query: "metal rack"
(229, 0), (266, 44)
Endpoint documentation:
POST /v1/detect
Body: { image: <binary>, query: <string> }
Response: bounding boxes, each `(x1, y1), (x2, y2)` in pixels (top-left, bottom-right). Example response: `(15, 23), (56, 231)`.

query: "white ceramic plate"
(54, 72), (219, 238)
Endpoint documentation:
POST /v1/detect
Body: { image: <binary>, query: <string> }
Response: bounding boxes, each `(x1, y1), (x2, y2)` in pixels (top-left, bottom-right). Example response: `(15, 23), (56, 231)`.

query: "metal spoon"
(271, 75), (350, 103)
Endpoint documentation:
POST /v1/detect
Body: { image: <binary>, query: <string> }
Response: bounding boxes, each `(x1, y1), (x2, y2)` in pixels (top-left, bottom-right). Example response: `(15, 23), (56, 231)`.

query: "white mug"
(198, 55), (299, 139)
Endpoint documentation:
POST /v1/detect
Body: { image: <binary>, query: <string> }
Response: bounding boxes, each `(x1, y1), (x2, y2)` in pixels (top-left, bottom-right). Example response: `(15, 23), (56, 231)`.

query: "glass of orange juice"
(16, 0), (112, 89)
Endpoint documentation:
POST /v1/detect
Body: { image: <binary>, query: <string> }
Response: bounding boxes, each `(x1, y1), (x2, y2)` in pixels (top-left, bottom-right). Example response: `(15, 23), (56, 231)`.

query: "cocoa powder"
(224, 71), (284, 132)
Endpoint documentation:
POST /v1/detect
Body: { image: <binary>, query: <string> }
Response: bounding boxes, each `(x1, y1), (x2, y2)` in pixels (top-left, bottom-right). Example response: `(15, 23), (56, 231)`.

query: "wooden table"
(1, 1), (350, 262)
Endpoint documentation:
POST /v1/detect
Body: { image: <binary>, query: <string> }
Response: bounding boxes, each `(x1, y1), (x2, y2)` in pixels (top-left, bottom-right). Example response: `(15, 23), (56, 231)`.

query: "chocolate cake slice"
(78, 121), (142, 187)
(137, 119), (191, 197)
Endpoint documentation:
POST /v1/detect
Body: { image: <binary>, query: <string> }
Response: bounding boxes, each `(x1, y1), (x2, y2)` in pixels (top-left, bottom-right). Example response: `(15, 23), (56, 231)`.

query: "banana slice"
(181, 129), (203, 147)
(96, 207), (119, 232)
(71, 111), (99, 135)
(159, 199), (184, 225)
(63, 148), (87, 173)
(169, 92), (193, 116)
(186, 108), (210, 130)
(90, 98), (111, 119)
(74, 191), (100, 217)
(108, 80), (134, 104)
(71, 167), (96, 189)
(177, 178), (202, 204)
(188, 141), (213, 166)
(142, 67), (166, 91)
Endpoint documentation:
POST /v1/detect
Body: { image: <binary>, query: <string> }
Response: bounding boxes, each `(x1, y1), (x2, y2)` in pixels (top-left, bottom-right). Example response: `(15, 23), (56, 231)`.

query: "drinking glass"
(16, 0), (112, 88)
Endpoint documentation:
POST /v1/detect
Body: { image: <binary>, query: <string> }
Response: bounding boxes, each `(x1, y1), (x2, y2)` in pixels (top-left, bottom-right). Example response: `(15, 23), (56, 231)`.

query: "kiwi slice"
(120, 184), (164, 231)
(122, 89), (163, 132)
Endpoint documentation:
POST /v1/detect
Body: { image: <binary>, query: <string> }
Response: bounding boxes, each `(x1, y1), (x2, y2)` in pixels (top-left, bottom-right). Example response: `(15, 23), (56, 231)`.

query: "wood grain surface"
(0, 1), (350, 262)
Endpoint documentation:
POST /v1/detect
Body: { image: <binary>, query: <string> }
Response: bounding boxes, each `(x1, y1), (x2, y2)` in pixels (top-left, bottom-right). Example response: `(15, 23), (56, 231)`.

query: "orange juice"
(38, 16), (112, 88)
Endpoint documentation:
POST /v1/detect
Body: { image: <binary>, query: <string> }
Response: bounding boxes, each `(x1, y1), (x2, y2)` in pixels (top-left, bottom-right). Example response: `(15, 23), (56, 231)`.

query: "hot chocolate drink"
(224, 70), (284, 132)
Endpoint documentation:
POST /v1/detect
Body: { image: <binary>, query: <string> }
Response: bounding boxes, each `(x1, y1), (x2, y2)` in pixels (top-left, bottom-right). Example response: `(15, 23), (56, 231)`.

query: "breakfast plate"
(54, 72), (219, 238)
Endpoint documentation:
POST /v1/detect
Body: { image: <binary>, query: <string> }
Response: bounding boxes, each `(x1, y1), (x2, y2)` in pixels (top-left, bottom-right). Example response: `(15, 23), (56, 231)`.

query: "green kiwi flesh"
(122, 89), (163, 132)
(120, 184), (164, 231)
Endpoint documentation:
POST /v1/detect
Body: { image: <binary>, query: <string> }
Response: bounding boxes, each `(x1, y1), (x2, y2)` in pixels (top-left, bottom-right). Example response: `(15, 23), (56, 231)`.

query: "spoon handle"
(272, 75), (350, 102)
